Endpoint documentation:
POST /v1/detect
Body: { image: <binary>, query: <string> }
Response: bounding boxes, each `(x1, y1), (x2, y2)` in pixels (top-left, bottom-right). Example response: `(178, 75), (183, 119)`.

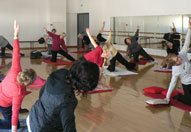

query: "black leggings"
(51, 49), (75, 62)
(176, 84), (191, 105)
(1, 43), (13, 56)
(107, 52), (135, 71)
(133, 48), (154, 62)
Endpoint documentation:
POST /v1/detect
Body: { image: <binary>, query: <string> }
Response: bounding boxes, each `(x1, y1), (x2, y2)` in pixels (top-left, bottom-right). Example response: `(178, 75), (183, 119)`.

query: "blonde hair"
(17, 69), (36, 86)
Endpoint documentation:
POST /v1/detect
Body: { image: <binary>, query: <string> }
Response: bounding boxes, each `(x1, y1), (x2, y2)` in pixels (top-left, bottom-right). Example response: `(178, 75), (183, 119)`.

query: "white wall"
(0, 0), (66, 48)
(66, 0), (191, 56)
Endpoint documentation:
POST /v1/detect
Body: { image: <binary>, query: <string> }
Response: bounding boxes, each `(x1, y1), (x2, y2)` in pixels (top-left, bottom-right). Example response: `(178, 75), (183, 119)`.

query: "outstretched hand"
(86, 28), (90, 33)
(14, 20), (19, 38)
(137, 25), (140, 30)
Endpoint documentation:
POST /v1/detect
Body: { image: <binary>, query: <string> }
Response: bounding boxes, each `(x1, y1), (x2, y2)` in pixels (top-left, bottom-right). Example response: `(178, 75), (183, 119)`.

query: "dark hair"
(51, 29), (56, 32)
(66, 60), (100, 95)
(124, 38), (129, 45)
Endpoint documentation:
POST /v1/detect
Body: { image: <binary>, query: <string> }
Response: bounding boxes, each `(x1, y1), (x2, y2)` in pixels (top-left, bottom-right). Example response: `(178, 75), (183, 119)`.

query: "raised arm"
(43, 27), (55, 38)
(11, 20), (21, 72)
(134, 26), (140, 39)
(179, 20), (191, 54)
(99, 21), (105, 34)
(105, 29), (112, 44)
(86, 28), (98, 48)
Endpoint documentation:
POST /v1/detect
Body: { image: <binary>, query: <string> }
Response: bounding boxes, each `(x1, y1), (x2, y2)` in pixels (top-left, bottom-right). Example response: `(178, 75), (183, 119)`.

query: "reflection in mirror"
(106, 15), (191, 50)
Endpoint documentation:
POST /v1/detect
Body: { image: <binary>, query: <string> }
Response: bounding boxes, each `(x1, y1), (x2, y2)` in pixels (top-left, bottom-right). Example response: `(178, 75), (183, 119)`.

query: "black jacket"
(29, 69), (78, 132)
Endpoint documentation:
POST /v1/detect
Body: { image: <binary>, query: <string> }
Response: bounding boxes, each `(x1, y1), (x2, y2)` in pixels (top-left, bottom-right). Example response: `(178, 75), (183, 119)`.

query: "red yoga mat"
(43, 58), (74, 66)
(0, 66), (5, 69)
(154, 70), (172, 73)
(130, 59), (148, 65)
(143, 87), (191, 112)
(88, 83), (113, 94)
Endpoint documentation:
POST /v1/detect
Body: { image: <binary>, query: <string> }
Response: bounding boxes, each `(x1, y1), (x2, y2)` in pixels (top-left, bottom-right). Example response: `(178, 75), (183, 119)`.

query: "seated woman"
(124, 26), (157, 64)
(97, 21), (136, 72)
(43, 27), (75, 62)
(0, 21), (36, 132)
(164, 20), (191, 106)
(27, 60), (100, 132)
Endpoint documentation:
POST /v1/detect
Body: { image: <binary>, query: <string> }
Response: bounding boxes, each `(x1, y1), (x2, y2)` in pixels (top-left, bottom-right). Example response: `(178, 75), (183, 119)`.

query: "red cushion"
(161, 90), (179, 97)
(143, 86), (165, 94)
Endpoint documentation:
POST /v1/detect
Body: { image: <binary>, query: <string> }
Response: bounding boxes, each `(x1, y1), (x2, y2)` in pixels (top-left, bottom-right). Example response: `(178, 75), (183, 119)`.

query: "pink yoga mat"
(29, 76), (46, 88)
(88, 83), (113, 94)
(43, 58), (74, 66)
(143, 87), (191, 112)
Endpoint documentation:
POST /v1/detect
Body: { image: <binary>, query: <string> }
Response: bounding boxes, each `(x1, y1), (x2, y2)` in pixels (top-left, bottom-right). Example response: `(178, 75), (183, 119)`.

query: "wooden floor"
(0, 48), (191, 132)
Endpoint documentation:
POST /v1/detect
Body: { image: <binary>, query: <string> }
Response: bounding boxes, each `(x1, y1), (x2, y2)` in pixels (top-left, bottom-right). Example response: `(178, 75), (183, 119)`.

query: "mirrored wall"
(108, 14), (191, 49)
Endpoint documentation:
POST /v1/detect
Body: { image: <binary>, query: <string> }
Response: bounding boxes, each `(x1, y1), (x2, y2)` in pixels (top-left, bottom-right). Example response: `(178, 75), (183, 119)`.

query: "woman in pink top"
(0, 21), (36, 132)
(43, 27), (75, 62)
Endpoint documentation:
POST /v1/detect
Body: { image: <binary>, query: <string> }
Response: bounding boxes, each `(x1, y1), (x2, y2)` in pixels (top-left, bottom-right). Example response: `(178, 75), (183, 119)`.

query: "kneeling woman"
(0, 21), (36, 132)
(27, 60), (100, 132)
(165, 20), (191, 105)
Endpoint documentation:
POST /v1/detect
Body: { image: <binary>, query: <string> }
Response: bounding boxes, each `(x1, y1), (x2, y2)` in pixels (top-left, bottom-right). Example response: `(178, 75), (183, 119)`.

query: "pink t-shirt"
(0, 39), (27, 126)
(84, 46), (104, 67)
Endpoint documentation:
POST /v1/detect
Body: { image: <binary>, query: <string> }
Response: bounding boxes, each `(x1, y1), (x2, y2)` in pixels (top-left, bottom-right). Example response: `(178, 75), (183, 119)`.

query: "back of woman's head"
(17, 68), (37, 86)
(67, 60), (100, 95)
(166, 53), (177, 66)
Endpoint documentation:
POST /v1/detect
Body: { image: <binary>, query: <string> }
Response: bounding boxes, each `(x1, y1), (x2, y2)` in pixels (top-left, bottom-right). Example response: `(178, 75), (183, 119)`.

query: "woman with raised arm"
(79, 28), (109, 69)
(96, 21), (136, 71)
(0, 21), (36, 132)
(164, 20), (191, 105)
(124, 26), (157, 63)
(43, 27), (75, 62)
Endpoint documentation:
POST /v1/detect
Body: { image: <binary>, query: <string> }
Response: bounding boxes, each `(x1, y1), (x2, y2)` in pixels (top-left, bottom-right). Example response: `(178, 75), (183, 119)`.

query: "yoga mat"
(88, 82), (113, 94)
(43, 58), (74, 66)
(103, 66), (138, 77)
(143, 87), (191, 112)
(71, 50), (88, 54)
(152, 68), (172, 73)
(41, 51), (62, 57)
(29, 76), (46, 88)
(0, 66), (5, 69)
(0, 119), (28, 132)
(130, 59), (148, 65)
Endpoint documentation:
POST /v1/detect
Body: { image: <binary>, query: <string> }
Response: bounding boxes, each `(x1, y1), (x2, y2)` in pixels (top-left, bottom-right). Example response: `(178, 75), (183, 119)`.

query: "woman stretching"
(43, 27), (75, 62)
(97, 21), (136, 72)
(164, 20), (191, 105)
(0, 21), (36, 132)
(79, 28), (110, 69)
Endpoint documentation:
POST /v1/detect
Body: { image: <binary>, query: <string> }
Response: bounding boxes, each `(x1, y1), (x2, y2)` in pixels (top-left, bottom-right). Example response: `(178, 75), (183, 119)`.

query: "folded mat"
(152, 68), (172, 73)
(103, 66), (137, 77)
(143, 86), (191, 112)
(43, 58), (74, 66)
